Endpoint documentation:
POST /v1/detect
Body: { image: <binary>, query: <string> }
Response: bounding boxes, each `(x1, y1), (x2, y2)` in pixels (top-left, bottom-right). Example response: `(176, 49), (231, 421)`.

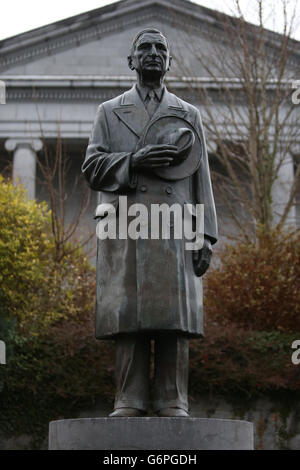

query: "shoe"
(157, 407), (189, 417)
(109, 407), (145, 417)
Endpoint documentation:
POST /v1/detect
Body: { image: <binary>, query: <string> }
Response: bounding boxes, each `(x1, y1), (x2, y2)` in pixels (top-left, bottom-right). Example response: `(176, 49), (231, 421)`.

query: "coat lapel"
(113, 85), (149, 138)
(113, 85), (188, 138)
(153, 87), (188, 120)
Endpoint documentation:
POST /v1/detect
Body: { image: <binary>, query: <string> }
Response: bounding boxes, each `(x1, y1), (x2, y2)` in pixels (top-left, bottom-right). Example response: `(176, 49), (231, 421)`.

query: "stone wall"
(1, 395), (300, 450)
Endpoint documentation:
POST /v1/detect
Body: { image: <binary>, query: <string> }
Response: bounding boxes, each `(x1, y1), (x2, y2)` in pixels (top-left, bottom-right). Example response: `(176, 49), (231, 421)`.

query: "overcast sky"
(0, 0), (299, 42)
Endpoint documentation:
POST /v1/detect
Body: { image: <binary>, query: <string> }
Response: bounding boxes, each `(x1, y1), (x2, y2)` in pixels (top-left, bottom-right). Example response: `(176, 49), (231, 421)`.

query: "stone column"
(272, 153), (297, 227)
(295, 152), (300, 228)
(5, 138), (42, 200)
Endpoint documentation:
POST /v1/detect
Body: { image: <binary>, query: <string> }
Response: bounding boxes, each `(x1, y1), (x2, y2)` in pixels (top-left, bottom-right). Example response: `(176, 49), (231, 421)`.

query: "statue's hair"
(130, 28), (169, 55)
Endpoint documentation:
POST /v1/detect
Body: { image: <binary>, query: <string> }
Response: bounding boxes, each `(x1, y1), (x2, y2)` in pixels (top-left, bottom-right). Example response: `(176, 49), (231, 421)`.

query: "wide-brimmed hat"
(139, 114), (203, 180)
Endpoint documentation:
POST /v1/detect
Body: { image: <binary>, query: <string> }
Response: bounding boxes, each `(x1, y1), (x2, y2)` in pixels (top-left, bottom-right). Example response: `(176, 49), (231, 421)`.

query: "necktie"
(145, 89), (158, 118)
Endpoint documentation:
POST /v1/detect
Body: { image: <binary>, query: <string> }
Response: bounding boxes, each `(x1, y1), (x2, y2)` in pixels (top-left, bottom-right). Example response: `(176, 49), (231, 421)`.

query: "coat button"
(165, 186), (173, 194)
(139, 185), (147, 192)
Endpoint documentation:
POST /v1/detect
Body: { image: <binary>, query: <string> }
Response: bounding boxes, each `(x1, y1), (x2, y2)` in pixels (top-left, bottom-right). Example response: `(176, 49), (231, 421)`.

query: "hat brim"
(140, 114), (203, 180)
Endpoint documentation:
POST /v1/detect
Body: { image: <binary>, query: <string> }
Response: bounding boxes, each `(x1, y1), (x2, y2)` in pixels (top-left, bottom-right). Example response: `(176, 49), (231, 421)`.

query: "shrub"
(189, 322), (299, 398)
(0, 176), (94, 335)
(0, 310), (114, 443)
(205, 228), (300, 332)
(0, 176), (104, 443)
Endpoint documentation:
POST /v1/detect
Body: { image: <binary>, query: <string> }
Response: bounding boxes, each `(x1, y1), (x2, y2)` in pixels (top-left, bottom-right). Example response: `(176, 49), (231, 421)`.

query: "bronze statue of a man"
(82, 28), (218, 417)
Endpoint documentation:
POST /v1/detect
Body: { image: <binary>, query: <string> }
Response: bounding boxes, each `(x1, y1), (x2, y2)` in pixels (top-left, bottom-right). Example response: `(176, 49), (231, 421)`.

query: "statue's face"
(130, 33), (171, 77)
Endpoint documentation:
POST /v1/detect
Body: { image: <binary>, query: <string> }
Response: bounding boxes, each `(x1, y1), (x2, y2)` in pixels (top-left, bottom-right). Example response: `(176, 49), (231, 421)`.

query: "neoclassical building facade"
(0, 0), (299, 247)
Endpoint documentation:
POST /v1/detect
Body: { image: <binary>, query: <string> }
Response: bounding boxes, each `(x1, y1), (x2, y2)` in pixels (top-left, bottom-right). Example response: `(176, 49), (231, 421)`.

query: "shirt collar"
(136, 83), (165, 102)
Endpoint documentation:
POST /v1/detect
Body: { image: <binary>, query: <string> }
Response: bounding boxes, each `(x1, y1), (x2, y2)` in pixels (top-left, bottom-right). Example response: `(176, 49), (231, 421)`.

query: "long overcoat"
(82, 84), (218, 339)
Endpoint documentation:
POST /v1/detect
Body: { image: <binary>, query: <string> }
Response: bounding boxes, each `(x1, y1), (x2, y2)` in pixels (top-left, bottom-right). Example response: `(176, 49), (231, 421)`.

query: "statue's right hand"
(131, 144), (178, 169)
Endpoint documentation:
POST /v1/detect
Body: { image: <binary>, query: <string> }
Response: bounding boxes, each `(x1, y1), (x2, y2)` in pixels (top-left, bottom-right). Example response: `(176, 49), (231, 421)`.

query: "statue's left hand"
(193, 237), (212, 277)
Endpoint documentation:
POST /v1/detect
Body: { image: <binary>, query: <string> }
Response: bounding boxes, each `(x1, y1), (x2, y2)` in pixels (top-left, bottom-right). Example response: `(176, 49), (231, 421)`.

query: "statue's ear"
(168, 56), (173, 71)
(127, 55), (134, 71)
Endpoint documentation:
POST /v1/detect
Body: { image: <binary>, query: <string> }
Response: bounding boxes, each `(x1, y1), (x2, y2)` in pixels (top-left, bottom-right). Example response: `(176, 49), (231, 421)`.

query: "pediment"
(0, 0), (299, 76)
(0, 0), (237, 75)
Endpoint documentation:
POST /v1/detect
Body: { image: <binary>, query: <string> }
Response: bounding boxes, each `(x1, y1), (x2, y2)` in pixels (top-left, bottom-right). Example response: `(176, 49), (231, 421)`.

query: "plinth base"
(49, 417), (253, 450)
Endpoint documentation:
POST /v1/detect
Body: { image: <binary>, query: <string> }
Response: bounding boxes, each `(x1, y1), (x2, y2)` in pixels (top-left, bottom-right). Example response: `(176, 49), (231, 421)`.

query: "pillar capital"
(5, 138), (43, 153)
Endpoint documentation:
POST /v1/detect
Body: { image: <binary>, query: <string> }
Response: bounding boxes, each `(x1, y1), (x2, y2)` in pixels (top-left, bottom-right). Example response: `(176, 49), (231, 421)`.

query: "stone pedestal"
(49, 417), (254, 450)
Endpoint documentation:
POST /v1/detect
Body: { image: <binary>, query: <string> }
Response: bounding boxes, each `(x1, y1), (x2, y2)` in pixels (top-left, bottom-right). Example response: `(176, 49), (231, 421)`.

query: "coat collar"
(113, 84), (188, 138)
(136, 83), (165, 103)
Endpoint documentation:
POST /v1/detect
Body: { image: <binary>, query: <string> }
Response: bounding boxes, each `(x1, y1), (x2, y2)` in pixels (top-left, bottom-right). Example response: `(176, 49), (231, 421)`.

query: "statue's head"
(128, 28), (172, 80)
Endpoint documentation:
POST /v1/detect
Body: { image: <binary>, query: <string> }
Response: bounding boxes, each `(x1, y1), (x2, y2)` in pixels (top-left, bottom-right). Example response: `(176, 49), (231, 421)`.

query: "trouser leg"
(152, 333), (189, 413)
(114, 333), (151, 412)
